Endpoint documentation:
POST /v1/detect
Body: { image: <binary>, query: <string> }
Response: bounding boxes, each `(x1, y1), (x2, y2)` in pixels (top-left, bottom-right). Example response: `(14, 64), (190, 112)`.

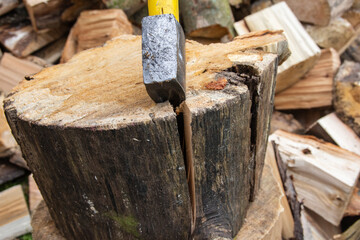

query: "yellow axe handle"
(148, 0), (180, 22)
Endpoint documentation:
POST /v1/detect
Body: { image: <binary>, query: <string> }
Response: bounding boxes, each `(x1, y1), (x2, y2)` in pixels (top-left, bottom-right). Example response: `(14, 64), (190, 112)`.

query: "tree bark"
(180, 0), (235, 38)
(5, 31), (287, 239)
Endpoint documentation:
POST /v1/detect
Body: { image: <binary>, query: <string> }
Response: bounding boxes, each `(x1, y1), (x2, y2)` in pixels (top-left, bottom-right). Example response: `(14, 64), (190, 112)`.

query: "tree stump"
(4, 31), (287, 239)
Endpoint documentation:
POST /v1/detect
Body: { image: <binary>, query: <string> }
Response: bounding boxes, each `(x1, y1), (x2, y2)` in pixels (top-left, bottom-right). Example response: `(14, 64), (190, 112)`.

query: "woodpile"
(0, 0), (359, 239)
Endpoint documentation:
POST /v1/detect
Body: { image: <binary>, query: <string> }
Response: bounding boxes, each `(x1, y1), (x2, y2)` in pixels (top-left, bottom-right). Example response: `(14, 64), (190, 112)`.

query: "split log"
(180, 0), (235, 39)
(60, 9), (133, 63)
(0, 0), (19, 16)
(305, 18), (356, 54)
(0, 53), (43, 93)
(29, 174), (43, 213)
(23, 0), (70, 31)
(288, 108), (333, 130)
(275, 48), (340, 110)
(101, 0), (146, 16)
(61, 0), (101, 23)
(31, 141), (295, 240)
(307, 112), (360, 156)
(244, 2), (321, 93)
(341, 34), (360, 62)
(344, 187), (360, 216)
(270, 111), (304, 134)
(250, 0), (272, 13)
(0, 93), (18, 157)
(0, 158), (25, 185)
(334, 61), (360, 136)
(4, 31), (288, 239)
(334, 219), (360, 240)
(269, 130), (360, 226)
(33, 36), (67, 64)
(301, 208), (341, 240)
(0, 23), (68, 57)
(0, 185), (32, 239)
(342, 9), (360, 30)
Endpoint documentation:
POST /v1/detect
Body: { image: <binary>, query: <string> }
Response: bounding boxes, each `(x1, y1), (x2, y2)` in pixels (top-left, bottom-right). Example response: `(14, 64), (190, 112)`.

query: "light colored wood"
(33, 36), (66, 64)
(244, 2), (321, 93)
(0, 53), (42, 93)
(307, 112), (360, 156)
(344, 187), (360, 216)
(275, 48), (340, 110)
(334, 61), (360, 137)
(23, 0), (69, 31)
(305, 17), (356, 54)
(0, 185), (32, 240)
(270, 111), (304, 134)
(29, 174), (43, 213)
(269, 130), (360, 226)
(234, 20), (250, 36)
(60, 9), (133, 63)
(334, 219), (360, 240)
(343, 9), (360, 30)
(273, 0), (354, 26)
(235, 145), (294, 240)
(0, 24), (67, 57)
(0, 0), (18, 16)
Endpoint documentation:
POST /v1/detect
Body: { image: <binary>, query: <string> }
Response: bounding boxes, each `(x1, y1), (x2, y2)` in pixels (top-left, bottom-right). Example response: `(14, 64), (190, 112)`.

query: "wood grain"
(0, 185), (32, 240)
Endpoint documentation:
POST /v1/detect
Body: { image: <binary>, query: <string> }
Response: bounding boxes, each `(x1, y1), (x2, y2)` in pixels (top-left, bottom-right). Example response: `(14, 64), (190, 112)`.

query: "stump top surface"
(4, 32), (286, 128)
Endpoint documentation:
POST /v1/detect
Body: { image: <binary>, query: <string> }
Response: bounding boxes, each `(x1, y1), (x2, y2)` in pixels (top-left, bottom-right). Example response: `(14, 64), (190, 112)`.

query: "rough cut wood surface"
(270, 130), (360, 226)
(61, 9), (133, 63)
(0, 23), (67, 57)
(270, 111), (304, 134)
(305, 17), (356, 54)
(334, 61), (360, 136)
(5, 31), (288, 239)
(0, 185), (32, 240)
(274, 48), (340, 110)
(244, 2), (321, 93)
(307, 112), (360, 156)
(180, 0), (235, 38)
(0, 93), (18, 157)
(0, 53), (43, 93)
(273, 0), (354, 26)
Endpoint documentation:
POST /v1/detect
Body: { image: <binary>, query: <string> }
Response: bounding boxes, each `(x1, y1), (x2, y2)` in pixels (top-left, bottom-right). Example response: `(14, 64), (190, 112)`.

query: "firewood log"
(101, 0), (146, 16)
(334, 61), (360, 137)
(0, 0), (19, 16)
(274, 48), (340, 110)
(342, 34), (360, 62)
(244, 2), (321, 93)
(4, 31), (288, 239)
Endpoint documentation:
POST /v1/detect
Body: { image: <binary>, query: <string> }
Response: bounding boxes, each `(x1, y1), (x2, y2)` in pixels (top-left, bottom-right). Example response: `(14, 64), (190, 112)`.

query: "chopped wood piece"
(23, 0), (70, 31)
(307, 112), (360, 156)
(274, 0), (354, 26)
(334, 61), (360, 136)
(5, 31), (287, 239)
(33, 36), (66, 64)
(342, 34), (360, 62)
(269, 130), (360, 226)
(244, 2), (321, 93)
(305, 17), (356, 54)
(0, 93), (18, 157)
(101, 0), (146, 16)
(301, 207), (341, 240)
(334, 219), (360, 240)
(270, 111), (305, 134)
(344, 187), (360, 216)
(234, 20), (250, 36)
(0, 185), (32, 239)
(275, 48), (340, 110)
(61, 0), (101, 23)
(0, 23), (68, 57)
(289, 108), (333, 130)
(235, 146), (294, 239)
(343, 9), (360, 30)
(0, 158), (25, 185)
(29, 174), (43, 213)
(180, 0), (235, 39)
(0, 53), (43, 93)
(250, 0), (272, 13)
(0, 0), (19, 16)
(60, 9), (133, 63)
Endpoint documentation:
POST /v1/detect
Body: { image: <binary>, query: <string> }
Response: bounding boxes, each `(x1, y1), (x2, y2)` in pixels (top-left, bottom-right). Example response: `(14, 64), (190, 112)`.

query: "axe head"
(142, 14), (186, 107)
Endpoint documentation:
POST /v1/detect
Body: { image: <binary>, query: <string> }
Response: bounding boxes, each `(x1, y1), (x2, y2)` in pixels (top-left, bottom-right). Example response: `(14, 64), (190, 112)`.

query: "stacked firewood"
(0, 0), (359, 239)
